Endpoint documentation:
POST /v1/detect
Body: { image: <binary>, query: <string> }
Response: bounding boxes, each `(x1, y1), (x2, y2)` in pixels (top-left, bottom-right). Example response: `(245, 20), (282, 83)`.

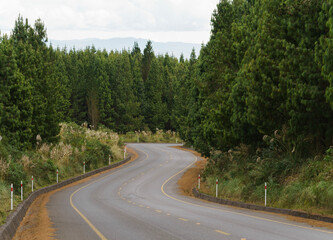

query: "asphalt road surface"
(47, 143), (333, 240)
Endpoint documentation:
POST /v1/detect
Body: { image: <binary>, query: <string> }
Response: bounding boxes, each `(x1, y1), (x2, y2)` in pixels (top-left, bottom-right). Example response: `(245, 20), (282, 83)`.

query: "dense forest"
(1, 0), (333, 214)
(0, 16), (184, 149)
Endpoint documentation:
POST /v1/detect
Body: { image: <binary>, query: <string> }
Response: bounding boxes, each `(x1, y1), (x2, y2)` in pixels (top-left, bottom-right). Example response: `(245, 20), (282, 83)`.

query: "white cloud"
(0, 0), (219, 43)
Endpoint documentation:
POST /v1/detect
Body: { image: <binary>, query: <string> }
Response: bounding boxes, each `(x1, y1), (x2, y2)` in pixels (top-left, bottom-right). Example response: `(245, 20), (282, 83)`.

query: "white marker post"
(198, 174), (201, 190)
(21, 181), (23, 201)
(83, 161), (85, 174)
(216, 179), (218, 198)
(11, 184), (13, 210)
(56, 169), (59, 183)
(265, 182), (267, 207)
(32, 176), (34, 192)
(109, 154), (111, 165)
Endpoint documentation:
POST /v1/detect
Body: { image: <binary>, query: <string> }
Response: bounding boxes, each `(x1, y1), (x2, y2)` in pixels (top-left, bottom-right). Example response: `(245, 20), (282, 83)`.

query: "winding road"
(47, 143), (333, 240)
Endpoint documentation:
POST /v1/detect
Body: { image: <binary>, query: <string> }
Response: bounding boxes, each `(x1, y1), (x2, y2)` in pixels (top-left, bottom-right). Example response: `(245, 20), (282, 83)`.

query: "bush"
(31, 158), (57, 185)
(202, 141), (333, 214)
(81, 139), (111, 170)
(5, 162), (27, 191)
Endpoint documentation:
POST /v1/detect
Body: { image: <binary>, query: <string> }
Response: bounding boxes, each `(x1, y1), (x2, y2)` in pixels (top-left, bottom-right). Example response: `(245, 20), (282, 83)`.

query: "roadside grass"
(120, 129), (179, 144)
(202, 150), (333, 216)
(0, 122), (124, 225)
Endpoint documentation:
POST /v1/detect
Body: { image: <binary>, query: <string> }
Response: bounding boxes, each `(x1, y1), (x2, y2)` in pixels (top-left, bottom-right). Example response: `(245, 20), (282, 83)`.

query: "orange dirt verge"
(12, 147), (138, 240)
(171, 146), (210, 196)
(174, 146), (333, 230)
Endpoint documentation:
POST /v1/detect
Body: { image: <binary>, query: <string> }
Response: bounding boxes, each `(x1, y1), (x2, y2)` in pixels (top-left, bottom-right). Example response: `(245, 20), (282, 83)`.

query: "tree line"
(1, 0), (333, 160)
(180, 0), (333, 158)
(0, 16), (188, 150)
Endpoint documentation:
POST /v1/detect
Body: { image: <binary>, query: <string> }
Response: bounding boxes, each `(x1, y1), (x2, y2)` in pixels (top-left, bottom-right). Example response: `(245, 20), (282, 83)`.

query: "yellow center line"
(178, 218), (188, 222)
(155, 210), (162, 213)
(215, 230), (231, 236)
(70, 188), (107, 240)
(69, 148), (148, 240)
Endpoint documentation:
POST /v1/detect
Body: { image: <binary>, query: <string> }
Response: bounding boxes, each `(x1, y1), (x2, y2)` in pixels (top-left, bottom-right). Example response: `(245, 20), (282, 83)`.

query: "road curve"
(47, 143), (333, 240)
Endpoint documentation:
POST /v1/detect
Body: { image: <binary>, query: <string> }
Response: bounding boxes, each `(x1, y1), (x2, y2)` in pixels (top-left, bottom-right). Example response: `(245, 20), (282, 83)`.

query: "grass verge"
(176, 146), (333, 230)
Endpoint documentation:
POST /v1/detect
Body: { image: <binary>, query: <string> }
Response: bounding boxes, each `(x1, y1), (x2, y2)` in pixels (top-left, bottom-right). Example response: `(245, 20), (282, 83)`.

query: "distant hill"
(49, 38), (202, 59)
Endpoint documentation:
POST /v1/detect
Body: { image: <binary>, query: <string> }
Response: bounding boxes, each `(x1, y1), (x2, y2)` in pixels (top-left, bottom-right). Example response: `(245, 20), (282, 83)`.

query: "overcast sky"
(0, 0), (219, 43)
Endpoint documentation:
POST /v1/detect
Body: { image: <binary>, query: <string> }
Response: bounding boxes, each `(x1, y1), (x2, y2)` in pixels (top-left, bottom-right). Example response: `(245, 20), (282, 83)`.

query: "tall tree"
(142, 40), (154, 82)
(0, 35), (33, 148)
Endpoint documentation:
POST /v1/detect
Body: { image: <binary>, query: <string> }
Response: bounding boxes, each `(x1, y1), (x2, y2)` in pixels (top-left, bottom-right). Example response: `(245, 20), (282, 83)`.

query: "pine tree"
(142, 40), (154, 82)
(0, 34), (33, 148)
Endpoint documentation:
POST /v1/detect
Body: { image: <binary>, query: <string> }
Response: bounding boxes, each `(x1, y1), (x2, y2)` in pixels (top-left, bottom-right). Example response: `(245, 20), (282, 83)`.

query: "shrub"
(5, 162), (27, 191)
(81, 139), (111, 170)
(31, 158), (57, 185)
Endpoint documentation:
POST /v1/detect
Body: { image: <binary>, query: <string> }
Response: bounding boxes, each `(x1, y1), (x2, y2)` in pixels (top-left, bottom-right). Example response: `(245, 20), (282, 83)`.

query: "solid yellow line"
(70, 188), (107, 240)
(155, 210), (162, 213)
(215, 230), (231, 236)
(178, 218), (188, 222)
(159, 151), (333, 235)
(69, 146), (148, 240)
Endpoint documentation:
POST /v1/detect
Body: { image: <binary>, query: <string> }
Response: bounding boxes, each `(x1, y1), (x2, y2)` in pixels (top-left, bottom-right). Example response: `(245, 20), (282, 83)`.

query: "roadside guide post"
(56, 169), (59, 183)
(83, 161), (85, 174)
(216, 179), (218, 198)
(21, 181), (23, 201)
(109, 154), (111, 165)
(32, 176), (34, 192)
(11, 184), (13, 210)
(265, 182), (267, 206)
(198, 174), (201, 190)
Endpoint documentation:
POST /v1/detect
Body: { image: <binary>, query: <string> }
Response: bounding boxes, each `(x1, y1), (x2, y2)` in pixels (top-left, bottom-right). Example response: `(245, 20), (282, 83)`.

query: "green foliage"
(81, 139), (111, 169)
(120, 129), (178, 143)
(0, 123), (124, 224)
(0, 34), (33, 149)
(5, 162), (27, 191)
(31, 158), (57, 185)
